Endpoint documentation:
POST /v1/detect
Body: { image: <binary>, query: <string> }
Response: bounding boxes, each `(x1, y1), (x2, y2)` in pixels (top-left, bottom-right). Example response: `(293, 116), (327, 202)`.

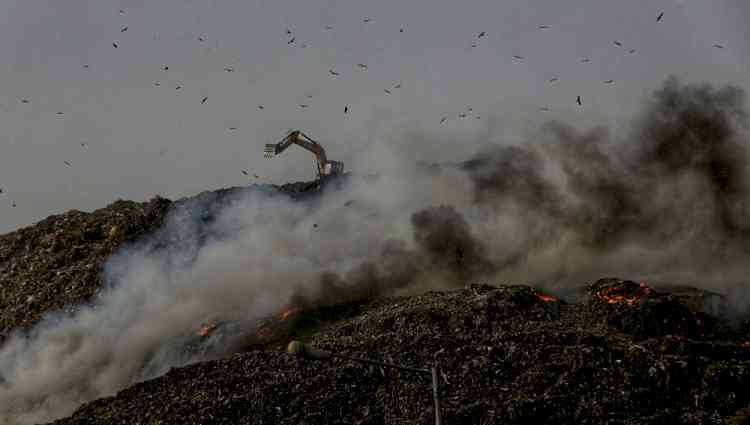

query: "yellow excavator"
(264, 130), (345, 181)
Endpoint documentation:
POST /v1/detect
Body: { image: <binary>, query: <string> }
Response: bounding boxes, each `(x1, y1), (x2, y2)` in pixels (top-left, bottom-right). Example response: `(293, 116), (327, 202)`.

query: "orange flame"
(277, 306), (303, 321)
(741, 341), (750, 348)
(533, 290), (557, 302)
(197, 323), (218, 338)
(595, 281), (652, 306)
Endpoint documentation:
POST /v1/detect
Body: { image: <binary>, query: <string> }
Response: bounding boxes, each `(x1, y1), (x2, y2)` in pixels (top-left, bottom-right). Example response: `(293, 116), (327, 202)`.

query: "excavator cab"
(264, 131), (345, 180)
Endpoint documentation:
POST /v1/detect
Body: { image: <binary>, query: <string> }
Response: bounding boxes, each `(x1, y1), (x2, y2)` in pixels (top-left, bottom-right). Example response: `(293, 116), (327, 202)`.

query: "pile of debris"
(0, 196), (172, 344)
(52, 280), (750, 425)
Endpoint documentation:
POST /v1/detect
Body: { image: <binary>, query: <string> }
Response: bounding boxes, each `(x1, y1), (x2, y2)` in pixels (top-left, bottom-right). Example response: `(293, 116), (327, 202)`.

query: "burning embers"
(195, 306), (303, 344)
(532, 289), (558, 303)
(591, 278), (654, 307)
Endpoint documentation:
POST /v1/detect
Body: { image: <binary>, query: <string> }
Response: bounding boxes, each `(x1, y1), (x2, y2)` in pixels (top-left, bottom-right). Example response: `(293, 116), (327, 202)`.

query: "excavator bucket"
(263, 144), (277, 158)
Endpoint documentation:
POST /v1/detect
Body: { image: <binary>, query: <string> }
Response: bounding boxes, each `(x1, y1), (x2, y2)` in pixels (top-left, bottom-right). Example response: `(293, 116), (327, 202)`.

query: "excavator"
(264, 130), (345, 183)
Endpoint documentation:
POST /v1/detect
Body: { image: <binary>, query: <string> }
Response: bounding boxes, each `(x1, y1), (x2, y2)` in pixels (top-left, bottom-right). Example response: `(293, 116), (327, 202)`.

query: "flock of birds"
(0, 7), (734, 211)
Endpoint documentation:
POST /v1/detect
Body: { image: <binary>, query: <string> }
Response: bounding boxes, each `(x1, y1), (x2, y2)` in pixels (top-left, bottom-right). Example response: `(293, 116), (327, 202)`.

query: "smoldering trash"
(1, 77), (750, 424)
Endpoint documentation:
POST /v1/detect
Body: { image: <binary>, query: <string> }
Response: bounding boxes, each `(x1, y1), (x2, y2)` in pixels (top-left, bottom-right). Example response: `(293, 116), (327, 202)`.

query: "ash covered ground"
(1, 78), (750, 424)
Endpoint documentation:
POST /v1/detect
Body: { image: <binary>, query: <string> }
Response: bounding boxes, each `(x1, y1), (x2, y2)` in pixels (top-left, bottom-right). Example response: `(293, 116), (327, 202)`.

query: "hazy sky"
(0, 0), (748, 233)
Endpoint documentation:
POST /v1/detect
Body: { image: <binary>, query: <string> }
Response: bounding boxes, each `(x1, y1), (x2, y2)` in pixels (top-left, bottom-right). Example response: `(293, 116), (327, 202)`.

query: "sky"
(0, 0), (748, 234)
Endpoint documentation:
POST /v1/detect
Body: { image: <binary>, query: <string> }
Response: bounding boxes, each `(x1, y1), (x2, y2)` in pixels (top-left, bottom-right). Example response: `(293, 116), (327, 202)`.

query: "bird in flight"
(121, 26), (128, 32)
(19, 98), (29, 104)
(56, 111), (64, 116)
(357, 63), (368, 69)
(112, 42), (119, 48)
(175, 83), (182, 90)
(549, 77), (559, 83)
(154, 81), (161, 86)
(713, 44), (725, 49)
(394, 83), (401, 89)
(580, 58), (591, 63)
(538, 25), (550, 29)
(63, 161), (72, 167)
(384, 89), (392, 94)
(299, 104), (308, 108)
(258, 105), (264, 110)
(241, 170), (248, 176)
(325, 25), (334, 30)
(440, 116), (447, 124)
(539, 107), (551, 111)
(162, 66), (169, 71)
(478, 31), (486, 38)
(363, 17), (371, 23)
(329, 69), (340, 76)
(458, 113), (467, 118)
(512, 55), (524, 60)
(576, 96), (582, 106)
(344, 105), (349, 113)
(657, 12), (664, 22)
(613, 41), (622, 47)
(224, 67), (235, 72)
(201, 96), (208, 104)
(628, 49), (636, 54)
(604, 79), (614, 84)
(287, 37), (295, 44)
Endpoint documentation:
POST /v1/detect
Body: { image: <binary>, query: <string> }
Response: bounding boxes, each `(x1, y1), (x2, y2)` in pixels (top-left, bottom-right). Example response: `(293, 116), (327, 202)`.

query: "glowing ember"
(741, 341), (750, 348)
(277, 306), (303, 321)
(593, 280), (654, 306)
(533, 290), (557, 302)
(197, 322), (218, 338)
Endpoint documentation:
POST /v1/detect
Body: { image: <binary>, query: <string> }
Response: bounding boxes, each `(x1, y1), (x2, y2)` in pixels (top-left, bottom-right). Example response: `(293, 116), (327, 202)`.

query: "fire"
(741, 341), (750, 348)
(533, 290), (558, 302)
(277, 306), (302, 321)
(197, 322), (219, 338)
(593, 281), (653, 306)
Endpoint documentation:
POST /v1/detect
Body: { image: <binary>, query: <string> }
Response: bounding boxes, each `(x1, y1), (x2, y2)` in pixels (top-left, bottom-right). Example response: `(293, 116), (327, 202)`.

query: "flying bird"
(539, 107), (551, 111)
(713, 44), (725, 49)
(112, 42), (118, 48)
(325, 25), (334, 30)
(19, 98), (29, 104)
(362, 17), (371, 23)
(63, 161), (72, 167)
(512, 55), (524, 60)
(286, 28), (292, 35)
(399, 28), (404, 33)
(604, 79), (614, 84)
(299, 104), (308, 108)
(224, 67), (235, 72)
(82, 64), (89, 68)
(162, 66), (169, 71)
(478, 31), (486, 38)
(576, 96), (582, 106)
(357, 63), (368, 69)
(56, 111), (64, 116)
(254, 174), (259, 178)
(198, 34), (206, 42)
(329, 69), (340, 76)
(119, 9), (125, 14)
(384, 89), (391, 94)
(538, 25), (550, 29)
(175, 84), (182, 90)
(458, 113), (467, 118)
(440, 116), (447, 124)
(228, 127), (238, 131)
(201, 96), (208, 104)
(287, 37), (295, 44)
(258, 105), (264, 110)
(657, 12), (664, 22)
(80, 142), (88, 148)
(241, 170), (248, 176)
(306, 94), (313, 99)
(549, 77), (559, 83)
(394, 83), (401, 89)
(628, 48), (636, 54)
(580, 58), (591, 63)
(613, 41), (622, 47)
(344, 105), (349, 113)
(121, 26), (128, 32)
(11, 202), (16, 208)
(0, 187), (3, 194)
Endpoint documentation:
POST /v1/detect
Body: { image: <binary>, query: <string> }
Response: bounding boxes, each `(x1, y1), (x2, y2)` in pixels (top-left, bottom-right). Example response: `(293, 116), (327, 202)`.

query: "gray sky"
(0, 0), (748, 233)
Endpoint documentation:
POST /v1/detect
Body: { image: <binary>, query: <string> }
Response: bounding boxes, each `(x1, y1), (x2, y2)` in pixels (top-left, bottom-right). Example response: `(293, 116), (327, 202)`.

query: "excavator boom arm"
(264, 131), (340, 178)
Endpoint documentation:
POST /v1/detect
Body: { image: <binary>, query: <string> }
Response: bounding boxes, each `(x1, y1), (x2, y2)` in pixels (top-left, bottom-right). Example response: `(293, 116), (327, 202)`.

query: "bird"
(286, 28), (293, 36)
(56, 111), (64, 116)
(19, 98), (29, 104)
(470, 43), (477, 48)
(628, 48), (636, 54)
(458, 113), (467, 118)
(11, 202), (16, 208)
(713, 44), (725, 49)
(254, 174), (259, 179)
(258, 105), (264, 110)
(162, 66), (169, 71)
(80, 142), (88, 148)
(119, 9), (125, 14)
(63, 161), (72, 167)
(363, 17), (371, 23)
(325, 25), (334, 30)
(478, 31), (486, 38)
(549, 77), (559, 83)
(399, 28), (404, 33)
(306, 94), (313, 99)
(604, 79), (614, 84)
(0, 187), (3, 194)
(175, 84), (182, 90)
(580, 58), (591, 63)
(657, 12), (664, 22)
(287, 37), (295, 44)
(614, 41), (622, 47)
(539, 107), (550, 111)
(228, 127), (238, 131)
(394, 83), (401, 89)
(384, 89), (392, 94)
(198, 34), (206, 42)
(467, 106), (473, 112)
(512, 55), (524, 60)
(576, 96), (582, 106)
(112, 42), (119, 48)
(82, 64), (89, 68)
(344, 105), (349, 113)
(329, 69), (340, 76)
(440, 116), (447, 123)
(121, 26), (128, 32)
(201, 96), (208, 104)
(224, 67), (235, 72)
(538, 25), (550, 29)
(299, 104), (308, 108)
(357, 63), (368, 69)
(313, 223), (318, 228)
(241, 170), (248, 176)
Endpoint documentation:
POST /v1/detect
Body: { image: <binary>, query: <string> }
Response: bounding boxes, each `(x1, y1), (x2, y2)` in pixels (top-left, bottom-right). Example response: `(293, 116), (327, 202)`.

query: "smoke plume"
(1, 76), (749, 423)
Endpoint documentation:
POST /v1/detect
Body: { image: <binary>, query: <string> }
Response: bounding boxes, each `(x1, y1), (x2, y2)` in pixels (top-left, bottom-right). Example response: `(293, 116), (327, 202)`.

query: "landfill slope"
(0, 196), (172, 344)
(52, 282), (750, 425)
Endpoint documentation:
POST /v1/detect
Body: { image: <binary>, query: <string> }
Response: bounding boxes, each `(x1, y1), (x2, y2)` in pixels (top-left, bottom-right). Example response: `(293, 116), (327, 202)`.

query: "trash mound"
(0, 181), (325, 346)
(0, 196), (172, 343)
(52, 283), (750, 425)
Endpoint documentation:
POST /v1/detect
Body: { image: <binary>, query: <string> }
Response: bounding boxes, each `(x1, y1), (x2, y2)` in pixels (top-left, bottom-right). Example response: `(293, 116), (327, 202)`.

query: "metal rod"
(431, 367), (442, 425)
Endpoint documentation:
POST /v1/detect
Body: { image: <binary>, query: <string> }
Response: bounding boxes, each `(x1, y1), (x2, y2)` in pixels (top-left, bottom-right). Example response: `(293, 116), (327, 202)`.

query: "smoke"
(1, 76), (749, 423)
